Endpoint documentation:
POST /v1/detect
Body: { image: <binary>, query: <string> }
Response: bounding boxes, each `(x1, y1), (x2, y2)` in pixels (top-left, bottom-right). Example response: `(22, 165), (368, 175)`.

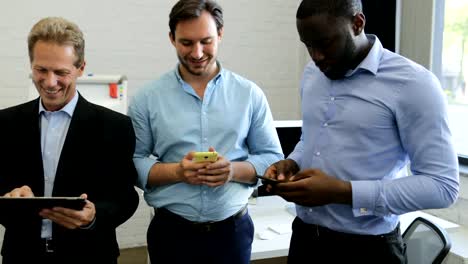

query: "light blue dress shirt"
(39, 91), (78, 238)
(288, 35), (459, 235)
(129, 64), (283, 222)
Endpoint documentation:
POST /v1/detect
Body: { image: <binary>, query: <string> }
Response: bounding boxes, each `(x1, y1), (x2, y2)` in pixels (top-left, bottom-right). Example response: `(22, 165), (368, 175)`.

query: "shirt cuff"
(79, 217), (96, 230)
(133, 157), (158, 191)
(246, 155), (267, 176)
(350, 180), (380, 217)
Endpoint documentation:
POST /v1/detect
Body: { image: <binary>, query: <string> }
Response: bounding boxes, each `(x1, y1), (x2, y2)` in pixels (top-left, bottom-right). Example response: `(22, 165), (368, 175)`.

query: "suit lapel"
(53, 95), (94, 195)
(28, 99), (46, 196)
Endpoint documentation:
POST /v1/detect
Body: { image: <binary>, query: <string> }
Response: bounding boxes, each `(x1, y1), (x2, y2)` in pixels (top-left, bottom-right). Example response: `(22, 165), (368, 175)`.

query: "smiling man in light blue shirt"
(263, 0), (459, 263)
(128, 1), (283, 263)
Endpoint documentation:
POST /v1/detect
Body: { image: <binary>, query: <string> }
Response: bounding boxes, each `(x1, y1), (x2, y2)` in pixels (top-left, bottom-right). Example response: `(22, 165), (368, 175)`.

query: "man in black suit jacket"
(0, 17), (139, 264)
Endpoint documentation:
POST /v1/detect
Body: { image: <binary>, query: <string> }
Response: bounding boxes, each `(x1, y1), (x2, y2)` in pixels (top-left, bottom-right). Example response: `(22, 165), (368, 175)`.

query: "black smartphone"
(256, 175), (280, 185)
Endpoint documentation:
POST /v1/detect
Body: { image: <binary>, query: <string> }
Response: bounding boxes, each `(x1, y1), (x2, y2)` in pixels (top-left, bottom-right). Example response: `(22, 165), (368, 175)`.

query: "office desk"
(249, 195), (459, 261)
(249, 196), (295, 260)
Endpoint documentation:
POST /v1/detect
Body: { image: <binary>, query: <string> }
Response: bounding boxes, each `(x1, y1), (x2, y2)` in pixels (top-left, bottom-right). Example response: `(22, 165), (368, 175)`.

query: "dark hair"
(296, 0), (362, 20)
(169, 0), (223, 38)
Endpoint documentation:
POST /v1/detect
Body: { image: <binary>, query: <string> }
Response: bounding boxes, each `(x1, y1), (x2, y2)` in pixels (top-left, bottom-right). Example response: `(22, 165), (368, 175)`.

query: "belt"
(154, 206), (248, 232)
(40, 237), (55, 254)
(308, 222), (401, 239)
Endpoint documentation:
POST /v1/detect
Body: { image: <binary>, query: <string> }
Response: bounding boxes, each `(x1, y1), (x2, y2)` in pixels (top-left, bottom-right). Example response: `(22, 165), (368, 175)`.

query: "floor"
(119, 247), (148, 264)
(118, 247), (287, 264)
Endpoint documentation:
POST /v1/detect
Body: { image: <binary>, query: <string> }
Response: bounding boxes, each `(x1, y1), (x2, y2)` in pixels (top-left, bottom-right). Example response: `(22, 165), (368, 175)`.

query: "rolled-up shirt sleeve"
(245, 85), (283, 175)
(128, 92), (158, 192)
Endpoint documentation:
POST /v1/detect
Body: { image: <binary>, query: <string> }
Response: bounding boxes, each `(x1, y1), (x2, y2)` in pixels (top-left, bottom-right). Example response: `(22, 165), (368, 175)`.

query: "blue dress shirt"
(289, 35), (459, 235)
(129, 64), (283, 222)
(39, 91), (78, 238)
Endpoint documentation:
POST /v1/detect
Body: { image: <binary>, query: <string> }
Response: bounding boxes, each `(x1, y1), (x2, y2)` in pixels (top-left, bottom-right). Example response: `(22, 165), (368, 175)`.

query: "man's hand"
(4, 185), (34, 197)
(177, 151), (213, 185)
(197, 147), (233, 187)
(39, 193), (96, 229)
(264, 159), (300, 180)
(273, 169), (352, 207)
(263, 159), (300, 192)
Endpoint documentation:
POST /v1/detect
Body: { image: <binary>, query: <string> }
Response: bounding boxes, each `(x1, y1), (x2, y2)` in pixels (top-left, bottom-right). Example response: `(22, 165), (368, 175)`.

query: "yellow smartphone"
(193, 151), (218, 162)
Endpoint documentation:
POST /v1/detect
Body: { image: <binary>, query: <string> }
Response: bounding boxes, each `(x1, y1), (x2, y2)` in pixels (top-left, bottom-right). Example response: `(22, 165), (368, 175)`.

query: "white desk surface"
(249, 196), (295, 260)
(248, 195), (459, 260)
(273, 120), (302, 128)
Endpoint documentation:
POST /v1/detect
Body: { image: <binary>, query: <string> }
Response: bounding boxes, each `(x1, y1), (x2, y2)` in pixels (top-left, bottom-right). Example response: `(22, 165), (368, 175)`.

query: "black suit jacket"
(0, 95), (139, 262)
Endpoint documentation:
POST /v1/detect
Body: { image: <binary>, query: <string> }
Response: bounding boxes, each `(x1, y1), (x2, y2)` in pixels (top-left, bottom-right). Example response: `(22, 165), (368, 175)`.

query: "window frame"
(433, 0), (468, 166)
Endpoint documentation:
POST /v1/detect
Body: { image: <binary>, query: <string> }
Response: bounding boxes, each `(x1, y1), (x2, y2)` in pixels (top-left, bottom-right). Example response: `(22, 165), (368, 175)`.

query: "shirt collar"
(345, 34), (382, 77)
(174, 61), (224, 86)
(38, 90), (79, 118)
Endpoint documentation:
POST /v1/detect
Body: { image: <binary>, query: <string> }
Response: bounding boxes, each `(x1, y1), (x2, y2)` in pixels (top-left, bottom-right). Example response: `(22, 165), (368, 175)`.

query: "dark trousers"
(2, 238), (117, 264)
(288, 217), (407, 264)
(147, 207), (254, 264)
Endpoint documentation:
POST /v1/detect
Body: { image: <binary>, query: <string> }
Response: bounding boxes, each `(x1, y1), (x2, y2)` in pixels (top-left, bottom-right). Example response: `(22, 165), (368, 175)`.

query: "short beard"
(324, 34), (357, 80)
(178, 55), (215, 77)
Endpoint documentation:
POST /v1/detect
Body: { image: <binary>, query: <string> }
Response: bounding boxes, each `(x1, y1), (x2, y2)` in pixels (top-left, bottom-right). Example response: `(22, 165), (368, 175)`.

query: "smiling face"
(170, 10), (223, 79)
(31, 40), (85, 111)
(297, 14), (358, 80)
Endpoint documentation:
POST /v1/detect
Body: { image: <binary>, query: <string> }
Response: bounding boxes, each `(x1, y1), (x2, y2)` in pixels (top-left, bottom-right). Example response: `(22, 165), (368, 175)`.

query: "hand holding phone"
(256, 175), (280, 185)
(193, 151), (218, 162)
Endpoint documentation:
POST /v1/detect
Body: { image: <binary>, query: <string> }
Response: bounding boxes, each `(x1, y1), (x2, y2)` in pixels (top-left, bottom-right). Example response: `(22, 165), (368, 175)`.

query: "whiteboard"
(28, 74), (128, 114)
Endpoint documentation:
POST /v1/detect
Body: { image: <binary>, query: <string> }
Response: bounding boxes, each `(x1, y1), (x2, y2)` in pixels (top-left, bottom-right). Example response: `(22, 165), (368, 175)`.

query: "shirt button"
(330, 97), (335, 101)
(308, 208), (313, 213)
(323, 123), (328, 127)
(316, 152), (321, 156)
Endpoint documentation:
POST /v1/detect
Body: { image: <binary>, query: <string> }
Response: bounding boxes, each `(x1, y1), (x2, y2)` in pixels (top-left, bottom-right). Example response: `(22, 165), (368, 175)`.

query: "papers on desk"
(258, 223), (292, 240)
(256, 202), (295, 240)
(268, 223), (292, 235)
(258, 231), (275, 240)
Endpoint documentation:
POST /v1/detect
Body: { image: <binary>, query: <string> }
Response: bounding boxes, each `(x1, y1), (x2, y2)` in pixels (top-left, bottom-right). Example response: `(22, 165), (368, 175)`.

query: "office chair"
(403, 216), (452, 264)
